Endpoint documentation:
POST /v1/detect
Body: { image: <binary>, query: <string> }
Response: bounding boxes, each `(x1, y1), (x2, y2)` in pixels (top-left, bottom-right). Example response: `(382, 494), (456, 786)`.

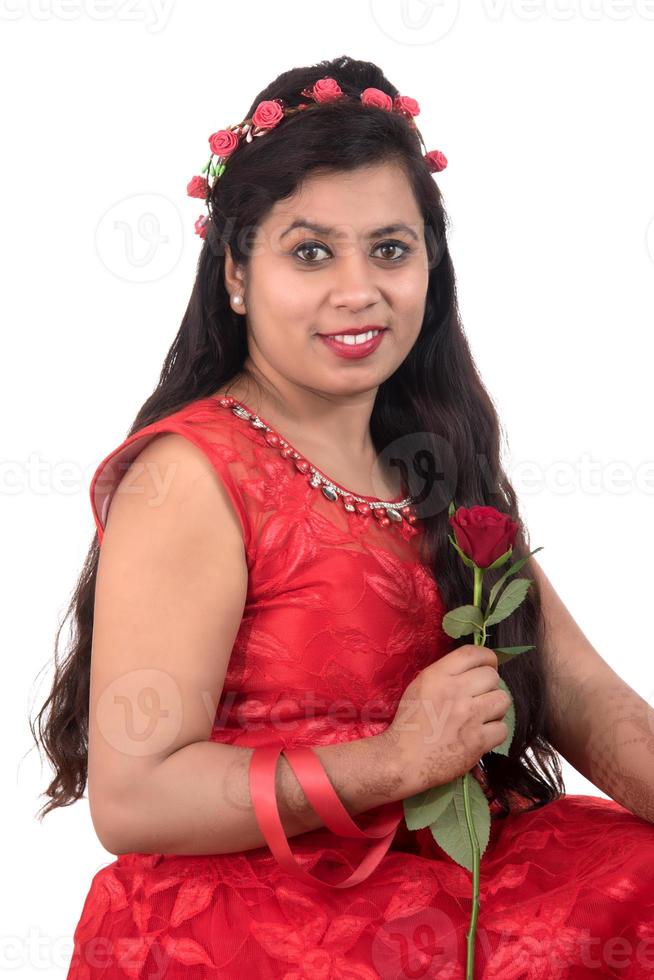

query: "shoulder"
(105, 429), (245, 546)
(92, 398), (248, 547)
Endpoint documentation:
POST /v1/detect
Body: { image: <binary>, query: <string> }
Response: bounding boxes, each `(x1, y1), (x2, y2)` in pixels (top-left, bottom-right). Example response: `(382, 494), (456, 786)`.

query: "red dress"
(67, 395), (654, 979)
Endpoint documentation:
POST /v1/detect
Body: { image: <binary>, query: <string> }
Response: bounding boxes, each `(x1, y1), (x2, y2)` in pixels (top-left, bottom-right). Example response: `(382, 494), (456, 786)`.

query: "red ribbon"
(249, 744), (403, 888)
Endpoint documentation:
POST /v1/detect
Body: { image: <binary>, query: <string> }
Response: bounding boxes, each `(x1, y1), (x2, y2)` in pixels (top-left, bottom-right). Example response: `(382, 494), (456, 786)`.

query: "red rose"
(251, 99), (285, 130)
(186, 175), (208, 199)
(194, 214), (208, 239)
(449, 505), (519, 569)
(360, 87), (393, 111)
(208, 129), (239, 158)
(311, 77), (344, 103)
(393, 94), (420, 118)
(424, 149), (448, 173)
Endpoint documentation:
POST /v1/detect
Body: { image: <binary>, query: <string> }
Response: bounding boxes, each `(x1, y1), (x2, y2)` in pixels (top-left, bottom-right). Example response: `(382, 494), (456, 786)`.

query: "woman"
(32, 55), (654, 978)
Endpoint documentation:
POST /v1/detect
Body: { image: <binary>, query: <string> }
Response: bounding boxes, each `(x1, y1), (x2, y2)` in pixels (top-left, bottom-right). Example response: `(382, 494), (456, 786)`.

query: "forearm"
(551, 671), (654, 824)
(108, 731), (406, 856)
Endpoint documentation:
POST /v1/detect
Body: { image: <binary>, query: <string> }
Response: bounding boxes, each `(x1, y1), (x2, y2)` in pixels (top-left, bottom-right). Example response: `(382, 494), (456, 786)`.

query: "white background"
(3, 1), (654, 975)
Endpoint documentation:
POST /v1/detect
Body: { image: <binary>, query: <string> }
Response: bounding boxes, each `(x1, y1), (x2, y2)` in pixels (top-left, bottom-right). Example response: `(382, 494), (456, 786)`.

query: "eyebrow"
(280, 219), (420, 242)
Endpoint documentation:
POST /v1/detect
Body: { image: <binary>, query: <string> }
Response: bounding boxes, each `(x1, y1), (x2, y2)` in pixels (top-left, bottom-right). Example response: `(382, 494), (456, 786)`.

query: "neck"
(228, 365), (379, 460)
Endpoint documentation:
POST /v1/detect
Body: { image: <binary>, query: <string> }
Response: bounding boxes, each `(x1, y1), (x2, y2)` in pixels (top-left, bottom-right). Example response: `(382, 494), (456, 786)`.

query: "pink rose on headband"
(393, 95), (420, 118)
(424, 149), (448, 173)
(361, 87), (393, 111)
(252, 99), (284, 130)
(311, 77), (344, 103)
(208, 129), (239, 157)
(186, 175), (208, 199)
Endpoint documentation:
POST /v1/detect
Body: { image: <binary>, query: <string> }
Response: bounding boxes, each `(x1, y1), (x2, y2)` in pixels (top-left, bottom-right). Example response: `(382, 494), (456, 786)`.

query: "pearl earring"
(233, 295), (243, 306)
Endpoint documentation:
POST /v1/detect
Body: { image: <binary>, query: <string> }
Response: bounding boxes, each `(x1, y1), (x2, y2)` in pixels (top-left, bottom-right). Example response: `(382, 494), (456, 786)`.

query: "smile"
(318, 329), (387, 360)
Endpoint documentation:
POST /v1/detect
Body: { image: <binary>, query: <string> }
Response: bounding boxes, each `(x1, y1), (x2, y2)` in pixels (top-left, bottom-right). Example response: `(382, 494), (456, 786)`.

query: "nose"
(328, 251), (382, 313)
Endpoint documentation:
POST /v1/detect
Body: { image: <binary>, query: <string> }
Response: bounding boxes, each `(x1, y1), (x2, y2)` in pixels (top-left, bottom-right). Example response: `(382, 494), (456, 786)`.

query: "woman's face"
(229, 161), (430, 400)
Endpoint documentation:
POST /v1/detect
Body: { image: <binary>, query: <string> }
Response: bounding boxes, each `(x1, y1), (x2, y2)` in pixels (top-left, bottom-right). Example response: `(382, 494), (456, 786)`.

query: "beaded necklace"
(213, 395), (418, 530)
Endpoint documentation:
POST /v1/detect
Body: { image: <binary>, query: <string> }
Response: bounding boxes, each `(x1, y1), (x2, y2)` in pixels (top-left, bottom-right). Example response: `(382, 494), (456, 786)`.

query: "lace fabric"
(69, 395), (654, 978)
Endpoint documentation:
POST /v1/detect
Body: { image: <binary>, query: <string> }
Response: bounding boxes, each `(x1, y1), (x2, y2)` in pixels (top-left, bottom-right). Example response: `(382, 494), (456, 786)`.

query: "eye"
(291, 239), (413, 264)
(374, 241), (413, 261)
(292, 241), (330, 263)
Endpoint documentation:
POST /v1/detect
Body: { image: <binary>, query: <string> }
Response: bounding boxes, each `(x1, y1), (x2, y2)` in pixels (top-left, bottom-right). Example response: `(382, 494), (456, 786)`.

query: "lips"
(318, 327), (387, 337)
(318, 329), (387, 360)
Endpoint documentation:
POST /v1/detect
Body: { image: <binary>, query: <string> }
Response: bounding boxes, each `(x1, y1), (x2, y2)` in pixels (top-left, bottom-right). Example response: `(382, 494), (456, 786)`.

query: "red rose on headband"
(186, 176), (208, 199)
(394, 95), (420, 118)
(361, 87), (393, 111)
(208, 129), (239, 158)
(311, 77), (344, 103)
(424, 150), (448, 173)
(252, 99), (285, 130)
(194, 215), (208, 239)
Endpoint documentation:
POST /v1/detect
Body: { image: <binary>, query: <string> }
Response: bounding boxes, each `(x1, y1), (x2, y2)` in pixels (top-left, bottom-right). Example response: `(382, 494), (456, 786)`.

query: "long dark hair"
(30, 54), (564, 821)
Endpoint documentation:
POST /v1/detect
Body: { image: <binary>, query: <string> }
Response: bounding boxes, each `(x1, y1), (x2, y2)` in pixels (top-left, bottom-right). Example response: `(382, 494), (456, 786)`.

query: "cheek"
(265, 268), (316, 315)
(393, 271), (428, 314)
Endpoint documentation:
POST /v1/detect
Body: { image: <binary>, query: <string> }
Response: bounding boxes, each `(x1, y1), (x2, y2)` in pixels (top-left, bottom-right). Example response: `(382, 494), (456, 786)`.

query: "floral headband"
(186, 76), (448, 239)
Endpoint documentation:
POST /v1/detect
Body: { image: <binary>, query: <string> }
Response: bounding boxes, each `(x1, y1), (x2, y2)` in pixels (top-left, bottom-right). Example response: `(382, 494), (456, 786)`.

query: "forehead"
(262, 162), (423, 235)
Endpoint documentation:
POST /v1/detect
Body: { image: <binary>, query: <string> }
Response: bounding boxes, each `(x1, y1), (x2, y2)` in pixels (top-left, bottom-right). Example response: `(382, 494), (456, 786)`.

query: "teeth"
(330, 329), (381, 345)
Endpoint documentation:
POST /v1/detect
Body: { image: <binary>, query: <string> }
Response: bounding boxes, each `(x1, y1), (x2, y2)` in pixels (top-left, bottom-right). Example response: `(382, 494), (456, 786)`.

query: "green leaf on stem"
(486, 547), (513, 570)
(447, 534), (477, 570)
(430, 775), (491, 872)
(489, 677), (515, 756)
(484, 578), (532, 627)
(486, 546), (543, 618)
(403, 781), (456, 830)
(492, 644), (535, 666)
(442, 604), (485, 639)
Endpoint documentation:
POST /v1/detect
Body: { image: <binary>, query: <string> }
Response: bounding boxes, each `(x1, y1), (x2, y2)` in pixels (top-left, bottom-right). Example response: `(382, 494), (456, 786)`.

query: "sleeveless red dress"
(67, 395), (654, 979)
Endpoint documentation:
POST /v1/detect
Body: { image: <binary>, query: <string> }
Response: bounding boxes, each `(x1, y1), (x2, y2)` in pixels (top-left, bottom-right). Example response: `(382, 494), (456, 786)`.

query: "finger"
(475, 688), (512, 723)
(446, 644), (498, 675)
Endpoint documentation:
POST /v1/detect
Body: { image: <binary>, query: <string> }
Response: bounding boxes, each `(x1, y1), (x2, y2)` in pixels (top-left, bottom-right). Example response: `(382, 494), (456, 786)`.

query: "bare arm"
(531, 557), (654, 823)
(107, 731), (405, 856)
(87, 431), (406, 856)
(547, 664), (654, 825)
